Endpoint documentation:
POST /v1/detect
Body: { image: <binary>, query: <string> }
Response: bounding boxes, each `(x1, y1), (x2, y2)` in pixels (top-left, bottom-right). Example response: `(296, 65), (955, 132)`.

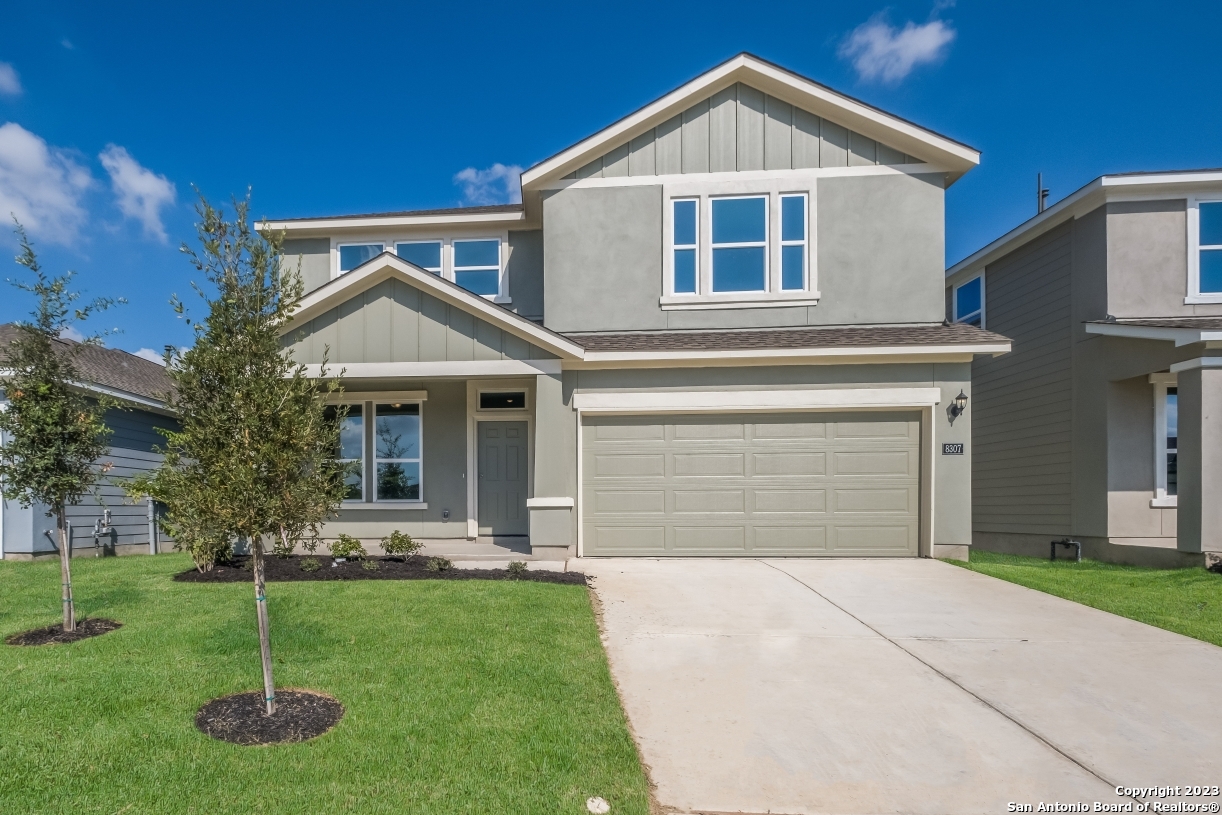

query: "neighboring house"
(946, 170), (1222, 566)
(0, 325), (177, 559)
(261, 53), (1008, 561)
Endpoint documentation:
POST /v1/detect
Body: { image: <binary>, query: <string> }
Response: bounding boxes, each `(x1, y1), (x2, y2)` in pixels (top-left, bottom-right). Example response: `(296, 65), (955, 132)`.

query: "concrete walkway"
(583, 558), (1222, 815)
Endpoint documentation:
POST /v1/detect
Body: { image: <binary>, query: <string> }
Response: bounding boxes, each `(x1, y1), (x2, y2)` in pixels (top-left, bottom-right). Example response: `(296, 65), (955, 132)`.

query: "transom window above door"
(662, 187), (815, 308)
(335, 237), (508, 301)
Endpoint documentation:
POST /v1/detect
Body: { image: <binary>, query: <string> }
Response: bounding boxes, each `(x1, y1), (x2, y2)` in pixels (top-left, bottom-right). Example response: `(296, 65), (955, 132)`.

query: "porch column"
(1175, 358), (1222, 553)
(529, 372), (577, 560)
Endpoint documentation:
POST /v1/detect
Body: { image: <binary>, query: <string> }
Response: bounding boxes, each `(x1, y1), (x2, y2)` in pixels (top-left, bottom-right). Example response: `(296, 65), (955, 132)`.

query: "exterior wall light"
(948, 390), (969, 423)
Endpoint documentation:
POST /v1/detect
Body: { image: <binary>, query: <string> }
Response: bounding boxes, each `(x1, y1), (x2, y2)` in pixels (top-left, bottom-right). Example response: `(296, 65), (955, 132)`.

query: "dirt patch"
(195, 689), (344, 745)
(5, 618), (122, 646)
(174, 555), (586, 585)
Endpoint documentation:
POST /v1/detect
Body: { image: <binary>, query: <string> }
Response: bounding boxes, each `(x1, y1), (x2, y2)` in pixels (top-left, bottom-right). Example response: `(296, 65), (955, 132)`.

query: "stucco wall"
(283, 238), (331, 294)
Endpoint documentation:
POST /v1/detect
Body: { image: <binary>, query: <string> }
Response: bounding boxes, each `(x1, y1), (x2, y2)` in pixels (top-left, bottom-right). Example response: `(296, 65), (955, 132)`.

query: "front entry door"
(478, 421), (529, 536)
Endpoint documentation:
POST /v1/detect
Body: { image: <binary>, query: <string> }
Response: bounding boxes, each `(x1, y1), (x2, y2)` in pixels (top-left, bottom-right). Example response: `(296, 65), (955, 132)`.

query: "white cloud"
(132, 347), (166, 365)
(0, 122), (93, 244)
(61, 39), (75, 50)
(0, 63), (21, 97)
(839, 12), (956, 83)
(59, 325), (85, 342)
(453, 163), (523, 206)
(99, 144), (176, 242)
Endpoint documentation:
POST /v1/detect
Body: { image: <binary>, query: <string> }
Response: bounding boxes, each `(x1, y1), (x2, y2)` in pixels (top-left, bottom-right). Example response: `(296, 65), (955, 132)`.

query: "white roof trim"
(1084, 323), (1222, 347)
(285, 253), (585, 360)
(521, 53), (979, 189)
(947, 171), (1222, 281)
(572, 387), (943, 413)
(258, 209), (526, 233)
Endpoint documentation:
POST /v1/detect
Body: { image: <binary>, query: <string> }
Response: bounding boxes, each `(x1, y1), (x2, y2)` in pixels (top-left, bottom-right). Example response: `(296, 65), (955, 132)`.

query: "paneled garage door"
(581, 412), (921, 557)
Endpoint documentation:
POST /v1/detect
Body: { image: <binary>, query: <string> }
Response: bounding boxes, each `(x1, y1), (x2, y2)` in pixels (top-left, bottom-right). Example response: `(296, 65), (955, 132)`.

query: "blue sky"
(1, 1), (1219, 358)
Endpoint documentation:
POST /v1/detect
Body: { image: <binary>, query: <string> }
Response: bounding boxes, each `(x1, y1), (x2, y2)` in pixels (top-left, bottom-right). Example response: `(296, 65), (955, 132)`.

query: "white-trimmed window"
(662, 183), (817, 307)
(338, 243), (384, 274)
(1151, 375), (1178, 506)
(374, 402), (422, 502)
(1188, 199), (1222, 303)
(332, 404), (365, 502)
(453, 239), (502, 297)
(395, 241), (442, 274)
(953, 274), (985, 327)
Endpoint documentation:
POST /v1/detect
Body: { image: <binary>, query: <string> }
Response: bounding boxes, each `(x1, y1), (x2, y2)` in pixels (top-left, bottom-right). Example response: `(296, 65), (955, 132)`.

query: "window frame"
(336, 242), (385, 275)
(1187, 197), (1222, 304)
(952, 273), (986, 328)
(334, 403), (366, 504)
(779, 193), (808, 292)
(671, 197), (699, 295)
(372, 401), (424, 504)
(451, 237), (506, 300)
(331, 234), (510, 302)
(1150, 374), (1178, 508)
(660, 177), (819, 309)
(394, 240), (443, 274)
(709, 194), (770, 294)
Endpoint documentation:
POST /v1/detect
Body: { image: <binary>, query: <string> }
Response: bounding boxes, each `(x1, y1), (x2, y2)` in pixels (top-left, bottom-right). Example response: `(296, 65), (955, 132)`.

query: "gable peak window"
(338, 243), (384, 274)
(953, 275), (984, 328)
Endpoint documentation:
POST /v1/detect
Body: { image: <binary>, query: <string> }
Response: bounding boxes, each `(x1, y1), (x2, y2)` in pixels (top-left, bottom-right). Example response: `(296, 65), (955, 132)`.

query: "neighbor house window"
(1152, 376), (1178, 505)
(332, 404), (364, 501)
(780, 194), (807, 291)
(672, 199), (697, 294)
(1197, 201), (1222, 295)
(711, 196), (768, 292)
(453, 239), (501, 296)
(374, 403), (422, 501)
(338, 243), (383, 274)
(954, 275), (984, 327)
(396, 241), (442, 274)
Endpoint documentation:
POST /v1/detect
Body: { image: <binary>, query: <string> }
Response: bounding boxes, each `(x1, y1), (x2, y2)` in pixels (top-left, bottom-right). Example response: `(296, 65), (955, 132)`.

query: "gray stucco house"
(262, 53), (1007, 561)
(946, 170), (1222, 566)
(0, 324), (177, 560)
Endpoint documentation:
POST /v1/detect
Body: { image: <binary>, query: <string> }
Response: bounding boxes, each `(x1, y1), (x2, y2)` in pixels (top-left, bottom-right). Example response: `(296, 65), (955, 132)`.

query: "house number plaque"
(942, 443), (964, 455)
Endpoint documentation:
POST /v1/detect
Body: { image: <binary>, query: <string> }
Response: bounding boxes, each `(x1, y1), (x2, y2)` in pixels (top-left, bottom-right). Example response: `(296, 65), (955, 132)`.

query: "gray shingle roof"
(0, 324), (173, 404)
(567, 322), (1009, 352)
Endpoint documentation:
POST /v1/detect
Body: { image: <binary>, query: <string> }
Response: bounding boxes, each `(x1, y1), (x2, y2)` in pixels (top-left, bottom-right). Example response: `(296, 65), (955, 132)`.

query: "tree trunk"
(58, 506), (75, 632)
(252, 539), (276, 715)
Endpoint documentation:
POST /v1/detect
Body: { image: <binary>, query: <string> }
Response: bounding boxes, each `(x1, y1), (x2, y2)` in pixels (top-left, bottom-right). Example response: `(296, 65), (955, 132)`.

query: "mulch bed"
(174, 555), (587, 585)
(195, 689), (344, 745)
(5, 618), (123, 646)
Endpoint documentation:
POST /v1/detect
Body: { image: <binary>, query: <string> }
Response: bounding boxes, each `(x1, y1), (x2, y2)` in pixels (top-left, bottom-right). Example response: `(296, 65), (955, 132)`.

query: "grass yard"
(0, 554), (651, 815)
(955, 550), (1222, 647)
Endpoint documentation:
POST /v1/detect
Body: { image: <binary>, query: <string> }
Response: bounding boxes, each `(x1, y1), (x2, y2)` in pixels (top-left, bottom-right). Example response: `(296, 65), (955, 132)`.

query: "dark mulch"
(5, 618), (123, 646)
(174, 554), (587, 585)
(195, 689), (344, 746)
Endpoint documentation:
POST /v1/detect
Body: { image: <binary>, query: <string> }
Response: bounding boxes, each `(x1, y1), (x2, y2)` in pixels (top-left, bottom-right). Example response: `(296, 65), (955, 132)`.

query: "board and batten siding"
(971, 221), (1074, 534)
(567, 83), (919, 179)
(284, 278), (558, 365)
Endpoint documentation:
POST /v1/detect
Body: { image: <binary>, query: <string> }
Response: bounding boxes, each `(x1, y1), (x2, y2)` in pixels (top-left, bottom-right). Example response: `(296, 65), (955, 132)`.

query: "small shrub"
(507, 561), (528, 579)
(328, 534), (366, 561)
(426, 556), (451, 573)
(300, 557), (320, 573)
(380, 530), (421, 560)
(361, 559), (379, 572)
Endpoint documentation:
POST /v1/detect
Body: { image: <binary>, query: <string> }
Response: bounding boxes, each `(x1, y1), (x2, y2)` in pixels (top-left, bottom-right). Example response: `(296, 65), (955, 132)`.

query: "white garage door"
(581, 412), (921, 557)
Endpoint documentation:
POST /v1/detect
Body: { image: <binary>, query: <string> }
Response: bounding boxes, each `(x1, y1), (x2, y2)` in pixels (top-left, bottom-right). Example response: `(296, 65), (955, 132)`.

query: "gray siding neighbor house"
(260, 53), (1007, 561)
(0, 325), (177, 560)
(946, 170), (1222, 566)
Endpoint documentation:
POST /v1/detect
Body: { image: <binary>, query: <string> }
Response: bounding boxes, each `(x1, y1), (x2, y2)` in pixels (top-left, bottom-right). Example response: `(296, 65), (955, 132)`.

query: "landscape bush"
(380, 530), (421, 560)
(328, 534), (366, 561)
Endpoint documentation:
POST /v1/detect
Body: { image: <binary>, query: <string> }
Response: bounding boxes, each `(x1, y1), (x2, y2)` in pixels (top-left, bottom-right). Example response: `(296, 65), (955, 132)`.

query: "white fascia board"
(303, 360), (562, 379)
(573, 387), (942, 414)
(573, 342), (1010, 367)
(326, 390), (429, 403)
(285, 253), (584, 359)
(1084, 323), (1222, 347)
(521, 54), (978, 189)
(257, 209), (526, 233)
(1170, 356), (1222, 373)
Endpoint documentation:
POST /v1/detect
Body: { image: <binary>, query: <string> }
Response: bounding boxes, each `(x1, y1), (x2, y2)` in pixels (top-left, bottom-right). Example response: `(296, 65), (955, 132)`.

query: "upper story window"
(1188, 199), (1222, 304)
(335, 237), (508, 302)
(953, 274), (984, 327)
(662, 184), (816, 309)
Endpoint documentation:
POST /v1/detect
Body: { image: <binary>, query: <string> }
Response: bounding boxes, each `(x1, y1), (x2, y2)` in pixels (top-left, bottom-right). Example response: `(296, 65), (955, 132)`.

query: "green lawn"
(0, 554), (650, 815)
(954, 550), (1222, 647)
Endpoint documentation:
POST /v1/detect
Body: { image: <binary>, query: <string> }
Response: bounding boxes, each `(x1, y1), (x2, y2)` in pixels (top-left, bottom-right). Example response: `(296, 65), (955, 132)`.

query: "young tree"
(0, 224), (121, 632)
(130, 194), (346, 714)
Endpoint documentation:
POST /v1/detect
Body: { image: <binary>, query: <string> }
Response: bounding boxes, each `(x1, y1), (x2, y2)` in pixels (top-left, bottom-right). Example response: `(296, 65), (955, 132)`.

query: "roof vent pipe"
(1037, 173), (1050, 214)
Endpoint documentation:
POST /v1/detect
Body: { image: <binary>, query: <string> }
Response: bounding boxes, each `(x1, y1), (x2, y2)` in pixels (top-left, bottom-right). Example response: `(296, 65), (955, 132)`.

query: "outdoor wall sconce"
(948, 390), (969, 424)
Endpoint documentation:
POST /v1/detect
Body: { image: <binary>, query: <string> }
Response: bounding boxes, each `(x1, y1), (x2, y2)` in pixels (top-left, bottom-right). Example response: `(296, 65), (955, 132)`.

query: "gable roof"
(521, 52), (980, 190)
(285, 253), (586, 359)
(0, 323), (173, 409)
(258, 204), (525, 234)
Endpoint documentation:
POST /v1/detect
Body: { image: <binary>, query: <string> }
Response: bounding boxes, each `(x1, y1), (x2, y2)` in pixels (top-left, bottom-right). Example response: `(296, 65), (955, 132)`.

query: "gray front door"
(478, 421), (529, 536)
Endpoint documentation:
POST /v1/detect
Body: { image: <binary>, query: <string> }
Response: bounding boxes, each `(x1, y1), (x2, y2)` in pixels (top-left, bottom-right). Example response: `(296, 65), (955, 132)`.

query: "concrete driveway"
(583, 558), (1222, 815)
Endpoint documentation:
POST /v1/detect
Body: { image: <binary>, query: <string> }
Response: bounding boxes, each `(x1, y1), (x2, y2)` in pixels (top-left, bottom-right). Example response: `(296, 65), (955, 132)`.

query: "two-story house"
(263, 54), (1007, 562)
(946, 170), (1222, 567)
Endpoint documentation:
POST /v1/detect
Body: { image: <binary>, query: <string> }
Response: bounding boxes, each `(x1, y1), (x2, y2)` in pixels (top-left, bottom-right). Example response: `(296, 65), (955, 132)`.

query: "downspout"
(147, 495), (157, 555)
